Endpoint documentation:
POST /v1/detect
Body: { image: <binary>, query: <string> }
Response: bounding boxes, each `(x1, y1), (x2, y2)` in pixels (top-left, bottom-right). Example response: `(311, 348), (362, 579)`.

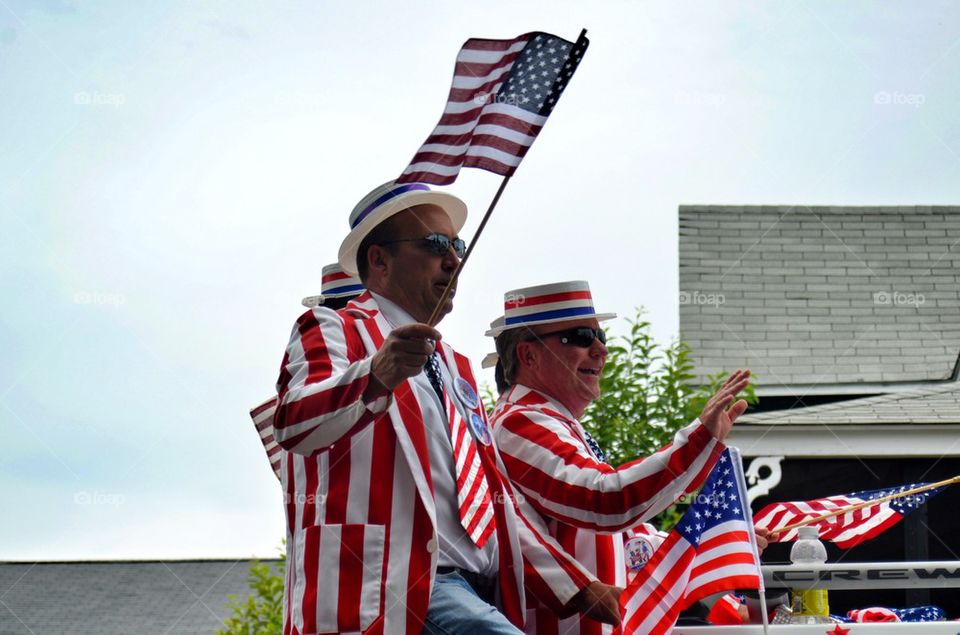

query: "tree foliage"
(216, 555), (285, 635)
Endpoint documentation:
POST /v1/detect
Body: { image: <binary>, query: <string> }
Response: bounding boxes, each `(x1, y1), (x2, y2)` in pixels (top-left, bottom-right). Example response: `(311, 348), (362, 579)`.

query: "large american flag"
(397, 30), (588, 185)
(619, 449), (762, 635)
(753, 482), (943, 549)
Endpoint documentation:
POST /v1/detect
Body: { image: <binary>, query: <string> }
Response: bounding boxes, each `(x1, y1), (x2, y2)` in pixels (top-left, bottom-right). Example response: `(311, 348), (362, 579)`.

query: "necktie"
(428, 353), (494, 548)
(424, 353), (445, 404)
(583, 428), (607, 463)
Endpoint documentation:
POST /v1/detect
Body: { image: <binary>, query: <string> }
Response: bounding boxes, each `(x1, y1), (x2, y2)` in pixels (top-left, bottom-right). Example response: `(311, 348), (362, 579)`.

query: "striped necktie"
(431, 354), (495, 548)
(424, 353), (445, 404)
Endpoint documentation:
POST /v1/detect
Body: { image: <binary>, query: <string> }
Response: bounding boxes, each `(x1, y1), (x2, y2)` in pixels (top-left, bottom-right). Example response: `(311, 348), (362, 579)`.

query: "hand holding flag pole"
(394, 29), (590, 326)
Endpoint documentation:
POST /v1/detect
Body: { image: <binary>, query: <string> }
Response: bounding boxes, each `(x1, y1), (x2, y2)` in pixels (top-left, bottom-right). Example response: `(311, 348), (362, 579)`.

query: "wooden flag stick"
(769, 474), (960, 538)
(426, 175), (511, 327)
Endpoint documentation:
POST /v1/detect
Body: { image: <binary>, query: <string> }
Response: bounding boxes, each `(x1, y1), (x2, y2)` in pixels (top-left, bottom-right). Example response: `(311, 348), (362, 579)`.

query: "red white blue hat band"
(351, 183), (429, 229)
(302, 263), (365, 307)
(320, 264), (364, 297)
(338, 180), (468, 277)
(485, 280), (616, 337)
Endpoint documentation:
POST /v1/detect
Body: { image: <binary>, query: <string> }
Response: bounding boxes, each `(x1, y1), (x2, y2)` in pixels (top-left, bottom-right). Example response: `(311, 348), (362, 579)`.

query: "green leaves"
(217, 551), (286, 635)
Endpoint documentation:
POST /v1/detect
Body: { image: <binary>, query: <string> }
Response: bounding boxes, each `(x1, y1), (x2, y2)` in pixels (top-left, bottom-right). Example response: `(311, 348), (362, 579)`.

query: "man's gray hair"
(494, 326), (535, 393)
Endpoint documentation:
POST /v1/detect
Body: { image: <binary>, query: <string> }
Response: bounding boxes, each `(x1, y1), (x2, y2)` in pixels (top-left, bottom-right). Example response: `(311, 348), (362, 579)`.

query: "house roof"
(728, 381), (960, 457)
(0, 559), (277, 634)
(678, 205), (960, 393)
(738, 380), (960, 426)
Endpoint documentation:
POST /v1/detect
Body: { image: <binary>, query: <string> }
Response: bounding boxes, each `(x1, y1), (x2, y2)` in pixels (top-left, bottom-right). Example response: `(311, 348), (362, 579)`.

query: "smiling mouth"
(578, 368), (600, 376)
(435, 281), (456, 297)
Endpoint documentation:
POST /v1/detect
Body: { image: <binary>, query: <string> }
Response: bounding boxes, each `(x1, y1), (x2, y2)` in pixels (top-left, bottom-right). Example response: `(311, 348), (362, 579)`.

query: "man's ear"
(367, 244), (390, 278)
(515, 340), (538, 370)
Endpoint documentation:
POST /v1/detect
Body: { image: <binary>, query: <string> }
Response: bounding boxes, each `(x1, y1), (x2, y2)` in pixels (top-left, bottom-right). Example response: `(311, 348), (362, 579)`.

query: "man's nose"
(591, 338), (607, 358)
(441, 246), (460, 269)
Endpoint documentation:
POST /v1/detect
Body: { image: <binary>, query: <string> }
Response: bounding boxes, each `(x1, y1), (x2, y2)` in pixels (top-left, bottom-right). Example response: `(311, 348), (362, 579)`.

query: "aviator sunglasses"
(530, 326), (607, 348)
(379, 233), (467, 258)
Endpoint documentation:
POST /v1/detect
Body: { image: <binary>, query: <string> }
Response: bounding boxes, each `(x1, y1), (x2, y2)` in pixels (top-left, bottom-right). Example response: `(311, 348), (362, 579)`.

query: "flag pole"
(730, 447), (769, 634)
(768, 474), (960, 538)
(426, 175), (511, 326)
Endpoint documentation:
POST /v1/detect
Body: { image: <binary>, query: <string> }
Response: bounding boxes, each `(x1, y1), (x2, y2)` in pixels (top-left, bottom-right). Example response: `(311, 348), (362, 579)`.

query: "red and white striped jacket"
(273, 293), (595, 635)
(489, 385), (724, 635)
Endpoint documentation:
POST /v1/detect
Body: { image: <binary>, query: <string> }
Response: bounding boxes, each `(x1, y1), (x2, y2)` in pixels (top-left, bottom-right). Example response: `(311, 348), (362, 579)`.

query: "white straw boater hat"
(301, 263), (365, 308)
(484, 280), (616, 337)
(338, 180), (468, 276)
(481, 280), (616, 367)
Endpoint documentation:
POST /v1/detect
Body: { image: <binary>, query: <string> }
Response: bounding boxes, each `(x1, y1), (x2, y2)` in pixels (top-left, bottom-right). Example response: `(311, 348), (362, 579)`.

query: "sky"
(2, 1), (959, 560)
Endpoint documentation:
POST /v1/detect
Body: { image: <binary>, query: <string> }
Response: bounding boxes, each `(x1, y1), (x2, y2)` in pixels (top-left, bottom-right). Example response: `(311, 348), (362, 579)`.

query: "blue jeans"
(423, 570), (523, 635)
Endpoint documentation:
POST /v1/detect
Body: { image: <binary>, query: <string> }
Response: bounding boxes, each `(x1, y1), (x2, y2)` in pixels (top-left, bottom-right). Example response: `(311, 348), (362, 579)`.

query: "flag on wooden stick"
(754, 482), (945, 548)
(397, 30), (588, 185)
(619, 448), (763, 635)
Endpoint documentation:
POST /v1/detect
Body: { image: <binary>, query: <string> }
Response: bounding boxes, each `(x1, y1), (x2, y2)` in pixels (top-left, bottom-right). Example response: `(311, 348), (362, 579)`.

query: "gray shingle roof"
(679, 205), (960, 389)
(737, 380), (960, 426)
(0, 559), (277, 635)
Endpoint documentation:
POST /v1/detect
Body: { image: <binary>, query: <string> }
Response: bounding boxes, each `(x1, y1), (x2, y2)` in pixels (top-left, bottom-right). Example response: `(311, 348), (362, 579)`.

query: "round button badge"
(624, 535), (657, 573)
(469, 412), (492, 446)
(454, 377), (480, 410)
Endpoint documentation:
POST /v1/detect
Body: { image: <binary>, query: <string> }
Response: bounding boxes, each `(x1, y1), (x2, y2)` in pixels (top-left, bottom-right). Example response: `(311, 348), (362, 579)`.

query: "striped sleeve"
(512, 481), (597, 615)
(273, 308), (390, 455)
(494, 409), (723, 532)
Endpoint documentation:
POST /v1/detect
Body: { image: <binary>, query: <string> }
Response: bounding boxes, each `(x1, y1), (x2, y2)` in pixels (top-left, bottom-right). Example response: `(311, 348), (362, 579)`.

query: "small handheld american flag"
(754, 481), (945, 548)
(398, 30), (588, 185)
(619, 448), (763, 635)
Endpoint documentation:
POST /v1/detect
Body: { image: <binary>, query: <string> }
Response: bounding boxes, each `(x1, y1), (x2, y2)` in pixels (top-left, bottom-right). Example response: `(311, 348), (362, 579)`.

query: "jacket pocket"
(303, 523), (386, 632)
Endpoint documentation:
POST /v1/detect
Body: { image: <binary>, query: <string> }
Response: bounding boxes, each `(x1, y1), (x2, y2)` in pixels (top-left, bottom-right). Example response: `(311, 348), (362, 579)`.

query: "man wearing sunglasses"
(271, 183), (619, 635)
(485, 280), (755, 635)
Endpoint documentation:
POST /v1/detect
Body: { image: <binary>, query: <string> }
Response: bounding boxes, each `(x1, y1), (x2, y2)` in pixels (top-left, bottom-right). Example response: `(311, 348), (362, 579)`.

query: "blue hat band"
(352, 183), (431, 229)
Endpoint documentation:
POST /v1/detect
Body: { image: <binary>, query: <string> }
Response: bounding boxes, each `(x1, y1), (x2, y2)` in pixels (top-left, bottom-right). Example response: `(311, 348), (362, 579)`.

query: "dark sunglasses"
(531, 327), (607, 348)
(380, 233), (467, 258)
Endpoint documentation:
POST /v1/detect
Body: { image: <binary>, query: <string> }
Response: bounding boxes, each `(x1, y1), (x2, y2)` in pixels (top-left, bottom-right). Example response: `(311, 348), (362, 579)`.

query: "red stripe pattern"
(272, 293), (599, 634)
(753, 481), (942, 549)
(250, 396), (282, 479)
(397, 31), (588, 185)
(439, 348), (495, 548)
(489, 385), (723, 635)
(619, 449), (762, 635)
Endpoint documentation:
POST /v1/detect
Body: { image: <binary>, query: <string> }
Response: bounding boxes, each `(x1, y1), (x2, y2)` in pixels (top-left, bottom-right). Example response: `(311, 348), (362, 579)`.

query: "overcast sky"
(2, 1), (959, 559)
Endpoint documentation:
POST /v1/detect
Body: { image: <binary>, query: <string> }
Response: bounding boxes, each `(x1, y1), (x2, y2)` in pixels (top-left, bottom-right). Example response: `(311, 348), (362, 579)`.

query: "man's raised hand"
(699, 369), (751, 442)
(366, 323), (442, 398)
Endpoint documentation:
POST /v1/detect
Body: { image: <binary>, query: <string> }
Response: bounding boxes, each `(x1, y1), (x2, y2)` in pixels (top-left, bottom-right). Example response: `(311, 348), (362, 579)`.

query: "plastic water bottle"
(789, 525), (830, 623)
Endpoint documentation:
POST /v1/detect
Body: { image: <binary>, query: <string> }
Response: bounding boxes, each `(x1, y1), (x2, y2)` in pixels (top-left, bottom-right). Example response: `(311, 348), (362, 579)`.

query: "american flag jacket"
(489, 385), (724, 635)
(273, 292), (595, 635)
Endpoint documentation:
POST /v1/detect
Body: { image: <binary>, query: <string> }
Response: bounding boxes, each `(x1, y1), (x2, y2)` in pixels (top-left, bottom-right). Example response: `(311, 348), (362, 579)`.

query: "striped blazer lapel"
(359, 307), (438, 526)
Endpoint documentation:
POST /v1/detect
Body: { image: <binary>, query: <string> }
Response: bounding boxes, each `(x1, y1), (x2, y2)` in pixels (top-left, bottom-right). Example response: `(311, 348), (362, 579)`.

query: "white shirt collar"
(369, 291), (416, 330)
